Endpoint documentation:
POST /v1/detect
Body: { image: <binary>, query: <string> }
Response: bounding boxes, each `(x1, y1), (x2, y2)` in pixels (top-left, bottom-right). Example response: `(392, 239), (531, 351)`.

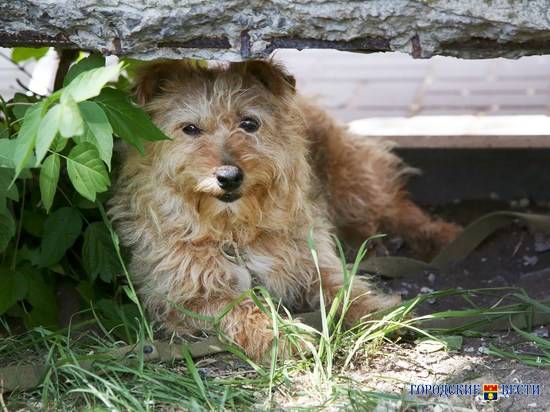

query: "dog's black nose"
(215, 166), (243, 191)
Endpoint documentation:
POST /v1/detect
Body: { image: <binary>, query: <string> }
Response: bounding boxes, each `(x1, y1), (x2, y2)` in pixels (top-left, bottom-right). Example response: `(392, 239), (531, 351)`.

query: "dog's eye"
(239, 117), (260, 133)
(182, 124), (202, 136)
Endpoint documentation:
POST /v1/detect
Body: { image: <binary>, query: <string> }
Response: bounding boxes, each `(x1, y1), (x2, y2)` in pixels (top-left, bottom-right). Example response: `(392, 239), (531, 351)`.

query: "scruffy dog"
(109, 60), (459, 361)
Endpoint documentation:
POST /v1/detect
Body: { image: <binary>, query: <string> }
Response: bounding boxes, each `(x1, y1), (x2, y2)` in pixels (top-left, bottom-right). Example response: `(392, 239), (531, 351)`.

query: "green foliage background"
(0, 49), (166, 338)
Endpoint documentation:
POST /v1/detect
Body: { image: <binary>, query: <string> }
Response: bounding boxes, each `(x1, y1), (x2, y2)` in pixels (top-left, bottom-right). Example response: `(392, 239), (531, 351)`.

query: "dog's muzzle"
(215, 165), (243, 202)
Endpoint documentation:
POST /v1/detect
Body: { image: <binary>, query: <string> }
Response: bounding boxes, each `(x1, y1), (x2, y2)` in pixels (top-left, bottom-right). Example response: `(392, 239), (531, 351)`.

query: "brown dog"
(108, 60), (460, 360)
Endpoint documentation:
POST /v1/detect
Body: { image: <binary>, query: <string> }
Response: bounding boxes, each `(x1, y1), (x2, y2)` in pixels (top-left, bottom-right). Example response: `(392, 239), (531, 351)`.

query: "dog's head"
(128, 60), (310, 232)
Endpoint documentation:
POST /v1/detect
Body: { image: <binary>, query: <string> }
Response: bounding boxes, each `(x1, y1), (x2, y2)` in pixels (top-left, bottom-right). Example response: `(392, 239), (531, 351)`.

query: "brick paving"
(274, 49), (550, 122)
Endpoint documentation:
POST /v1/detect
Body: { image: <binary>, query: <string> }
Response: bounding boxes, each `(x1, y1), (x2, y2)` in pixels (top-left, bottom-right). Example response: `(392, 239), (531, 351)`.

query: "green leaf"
(96, 299), (140, 341)
(51, 134), (68, 152)
(13, 101), (44, 177)
(0, 208), (16, 252)
(416, 336), (463, 353)
(0, 123), (8, 139)
(66, 142), (110, 201)
(95, 88), (168, 153)
(82, 222), (122, 283)
(0, 267), (29, 315)
(77, 101), (113, 169)
(17, 245), (42, 265)
(35, 104), (61, 164)
(123, 285), (140, 305)
(72, 194), (97, 209)
(0, 168), (19, 201)
(39, 154), (60, 212)
(24, 271), (58, 328)
(58, 96), (84, 138)
(76, 280), (95, 303)
(64, 54), (106, 86)
(0, 138), (16, 168)
(39, 207), (82, 267)
(21, 211), (45, 238)
(120, 58), (148, 78)
(61, 63), (122, 104)
(0, 138), (37, 170)
(11, 47), (49, 63)
(11, 93), (37, 120)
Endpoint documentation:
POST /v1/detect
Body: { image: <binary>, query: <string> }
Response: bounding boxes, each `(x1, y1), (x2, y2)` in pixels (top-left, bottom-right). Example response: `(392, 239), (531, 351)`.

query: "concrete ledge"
(349, 116), (550, 148)
(3, 1), (550, 60)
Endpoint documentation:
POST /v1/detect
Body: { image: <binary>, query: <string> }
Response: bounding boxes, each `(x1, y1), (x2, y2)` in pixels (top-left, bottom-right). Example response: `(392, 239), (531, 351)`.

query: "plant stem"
(97, 202), (154, 341)
(53, 49), (78, 91)
(11, 180), (26, 270)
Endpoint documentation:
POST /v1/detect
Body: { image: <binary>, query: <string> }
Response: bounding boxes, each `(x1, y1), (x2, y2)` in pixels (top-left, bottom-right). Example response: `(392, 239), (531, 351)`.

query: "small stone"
(427, 273), (436, 284)
(522, 255), (538, 266)
(418, 369), (430, 378)
(420, 286), (434, 294)
(395, 360), (410, 369)
(478, 346), (490, 354)
(534, 233), (550, 253)
(487, 275), (508, 285)
(388, 236), (404, 253)
(534, 326), (549, 338)
(519, 198), (530, 208)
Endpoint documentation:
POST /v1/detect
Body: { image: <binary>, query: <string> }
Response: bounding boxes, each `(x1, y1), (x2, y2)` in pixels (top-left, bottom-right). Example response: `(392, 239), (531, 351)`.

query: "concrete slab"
(349, 115), (550, 148)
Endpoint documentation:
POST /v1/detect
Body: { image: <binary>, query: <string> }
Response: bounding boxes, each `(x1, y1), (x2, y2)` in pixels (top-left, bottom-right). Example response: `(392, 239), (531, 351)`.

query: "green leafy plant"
(0, 51), (167, 333)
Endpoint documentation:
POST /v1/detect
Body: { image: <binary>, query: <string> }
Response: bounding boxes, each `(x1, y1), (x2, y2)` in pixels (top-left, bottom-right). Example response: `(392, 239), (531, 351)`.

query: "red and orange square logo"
(483, 384), (499, 401)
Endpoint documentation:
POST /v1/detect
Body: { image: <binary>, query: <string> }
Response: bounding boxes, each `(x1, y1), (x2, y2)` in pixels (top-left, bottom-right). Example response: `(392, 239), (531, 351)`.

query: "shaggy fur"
(108, 60), (460, 361)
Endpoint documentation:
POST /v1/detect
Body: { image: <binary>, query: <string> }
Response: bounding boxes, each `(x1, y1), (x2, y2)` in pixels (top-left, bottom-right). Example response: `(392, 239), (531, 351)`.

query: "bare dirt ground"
(367, 199), (550, 411)
(383, 199), (550, 307)
(269, 338), (548, 410)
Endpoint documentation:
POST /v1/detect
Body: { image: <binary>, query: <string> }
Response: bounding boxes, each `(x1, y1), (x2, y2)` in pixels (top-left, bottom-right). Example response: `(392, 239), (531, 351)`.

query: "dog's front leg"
(218, 297), (279, 361)
(137, 244), (282, 362)
(172, 294), (278, 362)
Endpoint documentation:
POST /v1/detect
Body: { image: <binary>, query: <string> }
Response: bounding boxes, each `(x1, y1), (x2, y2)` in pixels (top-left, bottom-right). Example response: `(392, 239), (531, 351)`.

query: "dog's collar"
(220, 241), (248, 266)
(220, 241), (262, 288)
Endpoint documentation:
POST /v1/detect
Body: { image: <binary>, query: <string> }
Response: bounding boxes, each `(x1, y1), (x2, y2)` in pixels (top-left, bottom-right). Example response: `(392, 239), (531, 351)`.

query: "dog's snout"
(215, 165), (243, 191)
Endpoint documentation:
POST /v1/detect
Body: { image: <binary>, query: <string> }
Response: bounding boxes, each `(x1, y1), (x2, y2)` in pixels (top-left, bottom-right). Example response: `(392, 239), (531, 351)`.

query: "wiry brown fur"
(108, 60), (460, 361)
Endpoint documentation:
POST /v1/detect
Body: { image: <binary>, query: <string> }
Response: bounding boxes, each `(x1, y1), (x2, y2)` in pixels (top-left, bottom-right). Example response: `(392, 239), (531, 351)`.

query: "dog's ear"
(133, 61), (188, 105)
(240, 60), (296, 96)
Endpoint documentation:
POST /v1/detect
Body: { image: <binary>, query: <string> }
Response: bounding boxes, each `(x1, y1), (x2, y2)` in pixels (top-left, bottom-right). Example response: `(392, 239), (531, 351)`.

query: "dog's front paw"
(222, 302), (314, 362)
(223, 304), (274, 362)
